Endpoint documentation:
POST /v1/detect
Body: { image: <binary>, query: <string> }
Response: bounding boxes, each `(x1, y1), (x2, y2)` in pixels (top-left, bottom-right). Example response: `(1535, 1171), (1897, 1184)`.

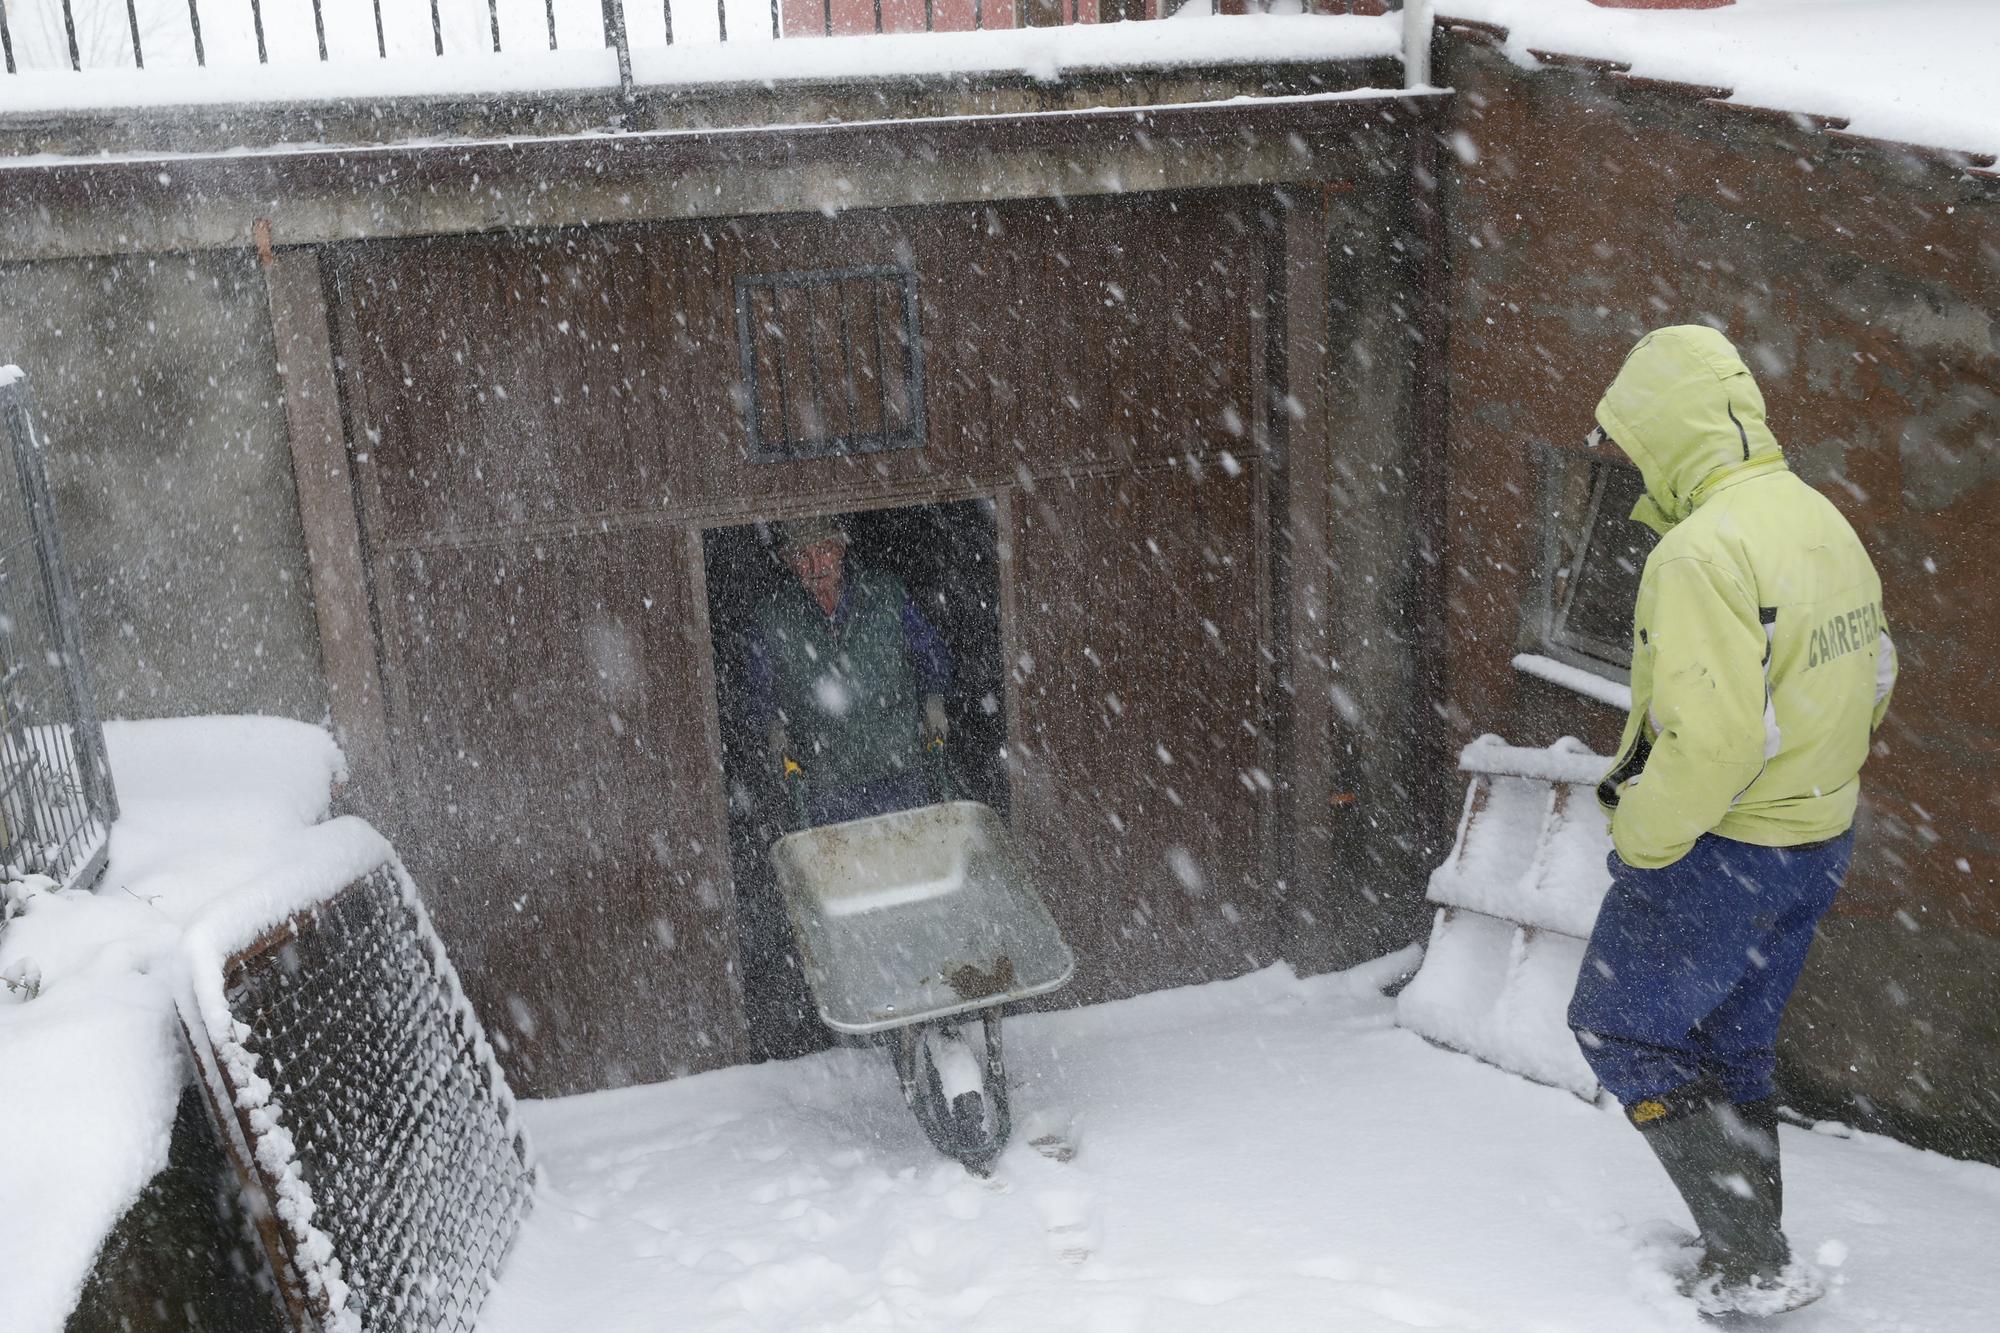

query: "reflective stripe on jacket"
(1593, 326), (1898, 869)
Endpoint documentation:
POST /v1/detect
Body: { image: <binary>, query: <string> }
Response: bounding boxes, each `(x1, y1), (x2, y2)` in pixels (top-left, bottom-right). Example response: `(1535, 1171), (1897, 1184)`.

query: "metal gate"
(0, 367), (117, 894)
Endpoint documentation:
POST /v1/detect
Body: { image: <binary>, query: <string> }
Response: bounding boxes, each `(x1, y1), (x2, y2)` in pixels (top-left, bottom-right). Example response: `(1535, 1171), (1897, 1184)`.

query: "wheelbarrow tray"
(771, 800), (1074, 1035)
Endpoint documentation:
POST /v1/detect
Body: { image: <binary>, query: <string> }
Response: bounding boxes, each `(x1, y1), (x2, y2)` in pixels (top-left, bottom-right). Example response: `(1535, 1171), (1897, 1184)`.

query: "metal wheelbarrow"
(770, 798), (1074, 1175)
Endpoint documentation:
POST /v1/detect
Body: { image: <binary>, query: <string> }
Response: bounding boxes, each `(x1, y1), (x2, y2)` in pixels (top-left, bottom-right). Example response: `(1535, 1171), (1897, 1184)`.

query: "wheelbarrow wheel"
(894, 1012), (1012, 1176)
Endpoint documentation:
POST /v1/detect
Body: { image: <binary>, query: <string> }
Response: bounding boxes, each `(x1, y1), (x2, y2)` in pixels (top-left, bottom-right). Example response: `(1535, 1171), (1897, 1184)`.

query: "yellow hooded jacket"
(1593, 326), (1897, 869)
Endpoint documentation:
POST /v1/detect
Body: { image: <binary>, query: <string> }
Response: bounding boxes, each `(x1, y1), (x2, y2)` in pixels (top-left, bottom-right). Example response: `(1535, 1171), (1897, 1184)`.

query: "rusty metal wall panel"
(1010, 463), (1277, 1002)
(369, 529), (746, 1095)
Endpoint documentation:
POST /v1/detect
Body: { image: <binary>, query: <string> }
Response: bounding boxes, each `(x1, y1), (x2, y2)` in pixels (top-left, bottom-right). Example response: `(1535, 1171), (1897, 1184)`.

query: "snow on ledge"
(0, 15), (1400, 118)
(1438, 0), (2000, 163)
(0, 86), (1429, 174)
(1458, 732), (1610, 787)
(0, 716), (352, 1333)
(1511, 652), (1632, 712)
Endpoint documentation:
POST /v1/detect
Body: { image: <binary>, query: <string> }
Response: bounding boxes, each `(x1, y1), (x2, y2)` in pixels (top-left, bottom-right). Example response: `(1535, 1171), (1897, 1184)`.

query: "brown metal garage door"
(331, 192), (1280, 1095)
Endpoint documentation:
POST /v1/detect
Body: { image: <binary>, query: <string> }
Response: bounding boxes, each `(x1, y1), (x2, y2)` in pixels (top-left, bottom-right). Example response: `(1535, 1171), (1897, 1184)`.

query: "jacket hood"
(1594, 326), (1786, 533)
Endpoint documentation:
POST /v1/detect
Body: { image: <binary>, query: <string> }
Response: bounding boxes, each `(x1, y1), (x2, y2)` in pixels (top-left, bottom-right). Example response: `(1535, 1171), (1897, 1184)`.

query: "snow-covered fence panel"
(182, 845), (534, 1333)
(0, 0), (1408, 111)
(1394, 735), (1612, 1100)
(0, 367), (117, 899)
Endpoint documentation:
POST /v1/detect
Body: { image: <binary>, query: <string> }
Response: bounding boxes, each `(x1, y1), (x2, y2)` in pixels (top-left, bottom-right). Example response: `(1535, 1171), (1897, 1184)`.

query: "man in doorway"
(1567, 326), (1897, 1315)
(749, 515), (953, 829)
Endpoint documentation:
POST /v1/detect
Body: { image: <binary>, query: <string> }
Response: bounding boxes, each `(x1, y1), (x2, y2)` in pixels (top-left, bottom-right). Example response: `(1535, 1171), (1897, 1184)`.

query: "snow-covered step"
(1395, 735), (1613, 1101)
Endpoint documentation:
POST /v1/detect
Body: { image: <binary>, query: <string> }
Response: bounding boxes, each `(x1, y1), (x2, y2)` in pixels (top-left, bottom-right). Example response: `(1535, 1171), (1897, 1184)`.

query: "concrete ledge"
(0, 53), (1403, 160)
(0, 86), (1438, 260)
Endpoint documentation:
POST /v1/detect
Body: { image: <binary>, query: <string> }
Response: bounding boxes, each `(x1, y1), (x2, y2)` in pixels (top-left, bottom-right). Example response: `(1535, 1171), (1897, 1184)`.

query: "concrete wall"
(1437, 32), (2000, 1160)
(0, 251), (325, 721)
(1305, 169), (1454, 972)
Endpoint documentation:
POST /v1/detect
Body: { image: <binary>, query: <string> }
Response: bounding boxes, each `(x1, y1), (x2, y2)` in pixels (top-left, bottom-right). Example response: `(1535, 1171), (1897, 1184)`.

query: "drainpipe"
(1402, 0), (1452, 882)
(1402, 0), (1434, 89)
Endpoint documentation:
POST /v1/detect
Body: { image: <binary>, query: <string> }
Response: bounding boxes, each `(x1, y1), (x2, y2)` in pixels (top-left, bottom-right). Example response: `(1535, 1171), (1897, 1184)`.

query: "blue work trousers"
(805, 770), (931, 828)
(1568, 831), (1853, 1106)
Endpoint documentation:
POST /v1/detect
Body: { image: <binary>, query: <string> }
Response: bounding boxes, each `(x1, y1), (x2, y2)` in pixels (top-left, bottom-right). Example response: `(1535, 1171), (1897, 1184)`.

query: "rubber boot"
(1631, 1092), (1790, 1287)
(1728, 1097), (1783, 1218)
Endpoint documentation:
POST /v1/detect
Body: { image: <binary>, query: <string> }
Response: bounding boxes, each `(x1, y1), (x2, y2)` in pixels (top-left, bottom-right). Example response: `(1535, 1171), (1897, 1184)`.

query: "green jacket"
(755, 569), (926, 792)
(1594, 326), (1898, 869)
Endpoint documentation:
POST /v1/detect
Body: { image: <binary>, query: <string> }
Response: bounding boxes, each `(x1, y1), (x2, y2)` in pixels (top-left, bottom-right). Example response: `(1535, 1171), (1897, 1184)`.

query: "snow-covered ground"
(483, 954), (2000, 1332)
(8, 722), (2000, 1332)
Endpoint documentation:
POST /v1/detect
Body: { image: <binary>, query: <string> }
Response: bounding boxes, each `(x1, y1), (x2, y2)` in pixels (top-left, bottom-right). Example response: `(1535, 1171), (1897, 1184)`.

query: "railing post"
(1402, 0), (1433, 89)
(602, 0), (634, 100)
(60, 0), (80, 71)
(125, 0), (145, 68)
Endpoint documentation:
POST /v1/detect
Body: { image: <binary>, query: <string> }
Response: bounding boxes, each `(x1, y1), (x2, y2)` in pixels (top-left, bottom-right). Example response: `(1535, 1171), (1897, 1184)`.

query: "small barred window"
(734, 265), (926, 463)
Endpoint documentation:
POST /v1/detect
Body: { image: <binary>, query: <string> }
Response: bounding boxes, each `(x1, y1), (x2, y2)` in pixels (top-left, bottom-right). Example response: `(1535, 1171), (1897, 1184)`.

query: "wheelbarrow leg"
(981, 1008), (1012, 1161)
(892, 1012), (1013, 1176)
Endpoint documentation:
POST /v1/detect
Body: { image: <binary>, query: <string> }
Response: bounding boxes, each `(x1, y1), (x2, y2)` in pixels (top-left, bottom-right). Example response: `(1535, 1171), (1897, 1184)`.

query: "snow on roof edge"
(0, 15), (1400, 122)
(0, 86), (1435, 174)
(1435, 2), (2000, 169)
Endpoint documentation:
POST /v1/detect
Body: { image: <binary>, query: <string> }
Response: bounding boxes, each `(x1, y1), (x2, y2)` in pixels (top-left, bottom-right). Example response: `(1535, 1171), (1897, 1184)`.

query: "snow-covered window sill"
(1511, 653), (1631, 712)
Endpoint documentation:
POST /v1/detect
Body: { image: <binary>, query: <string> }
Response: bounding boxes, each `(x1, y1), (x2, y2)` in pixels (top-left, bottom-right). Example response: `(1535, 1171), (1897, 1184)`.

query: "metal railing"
(0, 369), (117, 899)
(0, 1), (1410, 99)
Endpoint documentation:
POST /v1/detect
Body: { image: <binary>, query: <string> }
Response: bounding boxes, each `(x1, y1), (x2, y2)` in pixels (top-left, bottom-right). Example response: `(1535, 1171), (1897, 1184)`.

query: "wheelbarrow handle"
(782, 755), (808, 833)
(926, 737), (957, 804)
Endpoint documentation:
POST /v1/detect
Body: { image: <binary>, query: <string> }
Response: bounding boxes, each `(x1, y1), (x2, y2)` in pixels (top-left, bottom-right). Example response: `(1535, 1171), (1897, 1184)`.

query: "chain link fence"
(189, 862), (535, 1332)
(0, 369), (116, 902)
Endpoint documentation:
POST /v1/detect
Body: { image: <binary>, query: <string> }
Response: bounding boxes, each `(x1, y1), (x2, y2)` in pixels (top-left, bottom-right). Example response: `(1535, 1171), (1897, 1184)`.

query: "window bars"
(0, 370), (117, 896)
(736, 265), (926, 464)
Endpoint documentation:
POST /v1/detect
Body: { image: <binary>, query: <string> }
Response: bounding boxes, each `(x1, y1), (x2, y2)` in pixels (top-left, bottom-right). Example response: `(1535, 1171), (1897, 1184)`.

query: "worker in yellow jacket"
(1566, 326), (1897, 1317)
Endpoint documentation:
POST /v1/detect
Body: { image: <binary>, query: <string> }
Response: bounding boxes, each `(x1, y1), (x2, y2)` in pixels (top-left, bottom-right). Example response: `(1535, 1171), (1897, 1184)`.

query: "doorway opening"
(702, 499), (1005, 1059)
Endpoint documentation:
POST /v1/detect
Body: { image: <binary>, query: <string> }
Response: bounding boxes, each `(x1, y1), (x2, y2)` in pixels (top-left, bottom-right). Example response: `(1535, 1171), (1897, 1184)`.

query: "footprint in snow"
(716, 1253), (861, 1317)
(1292, 1254), (1362, 1282)
(1340, 1282), (1477, 1329)
(1165, 1276), (1251, 1306)
(942, 1183), (987, 1221)
(1019, 1105), (1081, 1163)
(1034, 1187), (1100, 1264)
